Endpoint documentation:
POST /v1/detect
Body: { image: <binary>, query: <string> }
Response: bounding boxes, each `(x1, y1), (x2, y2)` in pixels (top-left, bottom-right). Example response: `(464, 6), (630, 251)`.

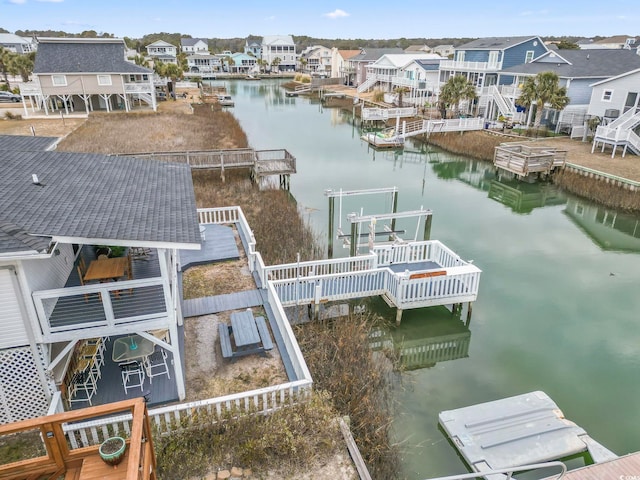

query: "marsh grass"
(295, 313), (401, 479)
(554, 169), (640, 212)
(154, 393), (339, 479)
(57, 104), (248, 154)
(419, 130), (504, 161)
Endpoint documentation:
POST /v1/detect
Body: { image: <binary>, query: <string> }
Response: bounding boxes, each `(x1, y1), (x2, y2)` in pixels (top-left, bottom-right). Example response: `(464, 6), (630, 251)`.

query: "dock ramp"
(439, 391), (617, 479)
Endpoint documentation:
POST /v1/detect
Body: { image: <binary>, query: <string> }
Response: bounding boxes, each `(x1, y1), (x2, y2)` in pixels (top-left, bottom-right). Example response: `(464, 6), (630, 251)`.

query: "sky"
(2, 0), (638, 40)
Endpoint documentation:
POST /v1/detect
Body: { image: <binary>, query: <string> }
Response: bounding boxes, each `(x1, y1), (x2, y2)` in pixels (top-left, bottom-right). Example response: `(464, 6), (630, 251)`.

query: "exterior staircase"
(592, 109), (640, 157)
(489, 86), (514, 118)
(357, 75), (378, 93)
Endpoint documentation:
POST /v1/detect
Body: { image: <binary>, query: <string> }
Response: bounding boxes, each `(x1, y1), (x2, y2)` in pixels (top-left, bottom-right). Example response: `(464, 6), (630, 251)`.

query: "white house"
(0, 136), (201, 423)
(186, 53), (222, 75)
(330, 48), (362, 82)
(578, 35), (639, 50)
(299, 45), (332, 74)
(181, 38), (208, 54)
(432, 44), (455, 58)
(588, 68), (640, 120)
(146, 40), (178, 64)
(0, 33), (36, 54)
(261, 35), (296, 72)
(359, 53), (443, 94)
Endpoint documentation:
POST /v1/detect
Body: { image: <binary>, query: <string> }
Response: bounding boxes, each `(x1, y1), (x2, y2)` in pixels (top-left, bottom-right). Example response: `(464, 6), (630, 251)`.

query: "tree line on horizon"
(1, 27), (590, 54)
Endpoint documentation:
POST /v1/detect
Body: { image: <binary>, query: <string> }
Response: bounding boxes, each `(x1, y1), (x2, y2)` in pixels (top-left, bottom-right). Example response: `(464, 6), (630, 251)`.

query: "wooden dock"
(543, 451), (640, 479)
(116, 148), (296, 186)
(493, 143), (567, 178)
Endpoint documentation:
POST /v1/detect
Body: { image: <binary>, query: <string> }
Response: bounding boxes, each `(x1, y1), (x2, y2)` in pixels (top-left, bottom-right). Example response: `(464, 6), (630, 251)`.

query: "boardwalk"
(544, 451), (640, 479)
(183, 290), (263, 317)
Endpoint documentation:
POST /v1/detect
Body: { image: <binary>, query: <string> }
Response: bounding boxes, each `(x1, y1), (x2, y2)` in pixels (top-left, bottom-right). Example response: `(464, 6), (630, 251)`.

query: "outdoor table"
(84, 257), (127, 282)
(112, 335), (155, 363)
(230, 310), (261, 347)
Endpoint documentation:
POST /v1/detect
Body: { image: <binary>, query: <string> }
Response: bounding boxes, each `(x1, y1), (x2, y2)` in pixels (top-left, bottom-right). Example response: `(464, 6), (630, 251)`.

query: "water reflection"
(370, 302), (471, 371)
(564, 198), (640, 252)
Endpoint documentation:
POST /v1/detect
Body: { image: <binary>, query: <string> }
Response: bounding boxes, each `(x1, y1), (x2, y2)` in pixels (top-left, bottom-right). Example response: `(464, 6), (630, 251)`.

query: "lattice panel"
(0, 346), (49, 424)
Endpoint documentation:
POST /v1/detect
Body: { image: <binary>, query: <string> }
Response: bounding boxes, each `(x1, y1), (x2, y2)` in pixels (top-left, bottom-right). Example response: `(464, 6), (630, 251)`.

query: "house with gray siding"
(588, 68), (640, 120)
(0, 33), (36, 54)
(0, 137), (200, 423)
(21, 37), (156, 116)
(343, 47), (404, 87)
(498, 49), (640, 130)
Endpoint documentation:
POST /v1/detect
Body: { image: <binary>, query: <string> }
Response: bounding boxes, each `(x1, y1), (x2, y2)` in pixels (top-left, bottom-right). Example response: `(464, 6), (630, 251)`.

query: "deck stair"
(606, 108), (640, 130)
(592, 109), (640, 157)
(488, 86), (514, 118)
(357, 75), (378, 93)
(362, 107), (417, 121)
(362, 117), (485, 147)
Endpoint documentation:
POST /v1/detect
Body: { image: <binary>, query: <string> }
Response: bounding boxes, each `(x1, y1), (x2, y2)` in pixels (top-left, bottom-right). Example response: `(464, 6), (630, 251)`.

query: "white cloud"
(8, 0), (27, 4)
(36, 0), (65, 2)
(519, 9), (548, 16)
(323, 9), (349, 19)
(265, 15), (276, 21)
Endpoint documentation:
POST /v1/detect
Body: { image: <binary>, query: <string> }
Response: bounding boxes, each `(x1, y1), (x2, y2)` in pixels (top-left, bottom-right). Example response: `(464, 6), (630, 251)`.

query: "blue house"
(440, 36), (548, 89)
(438, 36), (548, 120)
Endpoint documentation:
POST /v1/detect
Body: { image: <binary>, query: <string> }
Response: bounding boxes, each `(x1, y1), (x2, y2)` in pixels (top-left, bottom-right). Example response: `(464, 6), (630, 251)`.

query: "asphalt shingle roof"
(34, 39), (152, 74)
(181, 38), (207, 47)
(0, 222), (51, 255)
(0, 149), (201, 252)
(501, 49), (640, 78)
(0, 135), (59, 151)
(458, 36), (538, 50)
(351, 48), (404, 62)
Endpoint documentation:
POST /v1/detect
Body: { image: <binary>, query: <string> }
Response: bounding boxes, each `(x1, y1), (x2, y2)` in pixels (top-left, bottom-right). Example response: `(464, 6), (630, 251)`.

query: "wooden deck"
(183, 290), (263, 317)
(180, 223), (240, 270)
(543, 451), (640, 479)
(117, 148), (296, 177)
(493, 143), (567, 177)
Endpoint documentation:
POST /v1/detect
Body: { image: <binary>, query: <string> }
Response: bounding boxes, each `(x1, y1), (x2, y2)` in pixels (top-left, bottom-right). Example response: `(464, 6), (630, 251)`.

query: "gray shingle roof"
(501, 49), (640, 78)
(34, 39), (152, 74)
(0, 222), (51, 255)
(351, 48), (404, 62)
(0, 150), (201, 252)
(181, 38), (207, 47)
(0, 135), (59, 151)
(458, 36), (538, 50)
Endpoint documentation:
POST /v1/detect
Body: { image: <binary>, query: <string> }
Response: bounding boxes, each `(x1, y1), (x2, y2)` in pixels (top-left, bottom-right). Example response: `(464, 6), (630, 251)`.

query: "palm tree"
(393, 86), (410, 107)
(517, 71), (569, 129)
(155, 61), (184, 100)
(0, 47), (12, 89)
(8, 53), (34, 82)
(271, 56), (281, 72)
(299, 57), (307, 73)
(439, 75), (477, 118)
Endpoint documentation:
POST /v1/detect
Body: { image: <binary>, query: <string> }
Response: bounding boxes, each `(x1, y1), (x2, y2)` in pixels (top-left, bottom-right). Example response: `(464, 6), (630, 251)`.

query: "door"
(623, 92), (638, 113)
(488, 51), (499, 68)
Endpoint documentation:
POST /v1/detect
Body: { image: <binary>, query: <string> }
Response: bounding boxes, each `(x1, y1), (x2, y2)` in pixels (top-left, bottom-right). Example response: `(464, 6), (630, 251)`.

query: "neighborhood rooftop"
(33, 37), (152, 74)
(0, 148), (201, 250)
(457, 36), (542, 49)
(501, 48), (640, 78)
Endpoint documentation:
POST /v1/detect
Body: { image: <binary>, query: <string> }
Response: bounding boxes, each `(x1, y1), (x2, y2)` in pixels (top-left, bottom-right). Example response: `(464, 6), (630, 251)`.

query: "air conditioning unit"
(604, 108), (619, 118)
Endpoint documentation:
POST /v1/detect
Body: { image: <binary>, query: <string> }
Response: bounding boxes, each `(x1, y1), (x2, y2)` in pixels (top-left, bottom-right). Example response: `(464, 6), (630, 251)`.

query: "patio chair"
(129, 247), (151, 260)
(143, 348), (171, 384)
(119, 361), (146, 394)
(67, 360), (97, 406)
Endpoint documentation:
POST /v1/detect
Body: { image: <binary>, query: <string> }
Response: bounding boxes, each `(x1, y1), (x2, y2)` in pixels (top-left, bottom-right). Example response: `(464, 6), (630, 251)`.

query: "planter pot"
(99, 436), (126, 466)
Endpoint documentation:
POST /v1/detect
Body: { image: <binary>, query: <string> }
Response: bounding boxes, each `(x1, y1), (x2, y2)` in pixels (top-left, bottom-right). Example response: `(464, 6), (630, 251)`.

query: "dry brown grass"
(57, 104), (247, 154)
(554, 169), (640, 212)
(192, 169), (323, 265)
(421, 130), (504, 161)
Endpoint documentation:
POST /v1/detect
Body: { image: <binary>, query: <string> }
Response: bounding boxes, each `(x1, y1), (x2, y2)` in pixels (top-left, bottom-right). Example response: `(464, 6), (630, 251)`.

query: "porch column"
(157, 248), (186, 400)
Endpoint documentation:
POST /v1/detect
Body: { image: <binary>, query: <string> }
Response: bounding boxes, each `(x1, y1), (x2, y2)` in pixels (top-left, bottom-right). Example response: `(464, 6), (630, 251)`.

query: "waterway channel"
(218, 79), (640, 479)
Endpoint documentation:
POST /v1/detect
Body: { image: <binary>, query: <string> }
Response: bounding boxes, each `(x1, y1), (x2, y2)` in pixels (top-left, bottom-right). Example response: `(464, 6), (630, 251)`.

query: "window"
(97, 75), (112, 86)
(488, 51), (499, 67)
(456, 51), (465, 62)
(602, 90), (613, 101)
(525, 50), (534, 63)
(52, 75), (67, 86)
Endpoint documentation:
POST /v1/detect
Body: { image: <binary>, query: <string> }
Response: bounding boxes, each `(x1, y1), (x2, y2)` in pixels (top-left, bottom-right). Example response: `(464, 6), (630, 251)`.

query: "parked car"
(0, 91), (21, 103)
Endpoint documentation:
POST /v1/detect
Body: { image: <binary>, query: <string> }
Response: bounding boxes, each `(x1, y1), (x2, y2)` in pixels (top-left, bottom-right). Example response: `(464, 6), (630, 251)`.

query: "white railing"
(606, 107), (640, 129)
(424, 461), (566, 480)
(373, 240), (465, 268)
(394, 265), (481, 307)
(498, 84), (521, 97)
(124, 83), (153, 94)
(198, 206), (241, 225)
(19, 82), (42, 95)
(440, 60), (502, 71)
(489, 86), (513, 117)
(628, 130), (640, 154)
(263, 255), (377, 281)
(357, 75), (378, 93)
(362, 107), (417, 121)
(32, 278), (167, 340)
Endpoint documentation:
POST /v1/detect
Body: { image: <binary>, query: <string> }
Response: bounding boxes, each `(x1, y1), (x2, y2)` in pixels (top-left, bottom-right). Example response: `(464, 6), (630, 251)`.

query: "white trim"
(50, 235), (201, 251)
(590, 67), (640, 87)
(525, 50), (534, 63)
(51, 75), (67, 86)
(97, 74), (112, 86)
(602, 89), (614, 102)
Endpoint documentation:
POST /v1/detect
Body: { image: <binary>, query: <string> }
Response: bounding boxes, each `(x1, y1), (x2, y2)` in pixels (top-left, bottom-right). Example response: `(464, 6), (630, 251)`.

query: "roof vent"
(31, 174), (44, 187)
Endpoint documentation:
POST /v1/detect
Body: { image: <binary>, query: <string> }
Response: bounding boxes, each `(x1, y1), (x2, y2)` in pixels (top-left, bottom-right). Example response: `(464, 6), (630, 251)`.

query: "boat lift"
(325, 187), (432, 257)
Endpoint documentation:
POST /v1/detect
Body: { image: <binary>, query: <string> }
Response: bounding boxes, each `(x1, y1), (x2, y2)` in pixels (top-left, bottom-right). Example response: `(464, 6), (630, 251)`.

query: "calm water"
(220, 79), (640, 479)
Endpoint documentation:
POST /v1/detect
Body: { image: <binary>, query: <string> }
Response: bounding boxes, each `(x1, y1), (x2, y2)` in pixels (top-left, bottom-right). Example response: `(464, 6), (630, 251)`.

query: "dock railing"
(494, 143), (567, 175)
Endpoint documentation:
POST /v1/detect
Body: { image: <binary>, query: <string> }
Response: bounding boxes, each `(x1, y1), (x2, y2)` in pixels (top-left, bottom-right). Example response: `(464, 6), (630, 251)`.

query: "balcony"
(440, 59), (503, 72)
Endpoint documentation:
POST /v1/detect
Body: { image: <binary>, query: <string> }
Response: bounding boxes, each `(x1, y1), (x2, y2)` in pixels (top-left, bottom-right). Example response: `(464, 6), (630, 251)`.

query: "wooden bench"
(254, 316), (274, 351)
(218, 323), (233, 358)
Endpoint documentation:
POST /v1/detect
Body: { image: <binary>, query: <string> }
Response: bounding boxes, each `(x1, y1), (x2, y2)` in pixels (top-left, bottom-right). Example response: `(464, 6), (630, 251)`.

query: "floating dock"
(439, 391), (618, 479)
